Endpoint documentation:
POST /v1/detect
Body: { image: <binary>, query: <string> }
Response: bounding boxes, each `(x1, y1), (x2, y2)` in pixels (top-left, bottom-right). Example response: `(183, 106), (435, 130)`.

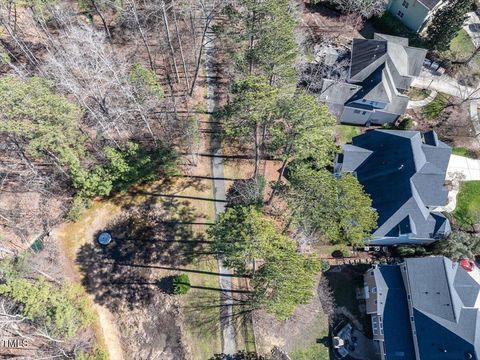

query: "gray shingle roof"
(349, 38), (388, 82)
(374, 265), (416, 359)
(373, 257), (480, 360)
(404, 257), (480, 359)
(337, 129), (451, 243)
(319, 34), (427, 121)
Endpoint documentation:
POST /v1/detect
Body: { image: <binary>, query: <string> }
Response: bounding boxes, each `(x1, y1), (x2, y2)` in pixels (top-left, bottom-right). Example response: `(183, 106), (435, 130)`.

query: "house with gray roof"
(387, 0), (446, 33)
(335, 129), (451, 245)
(320, 33), (426, 126)
(364, 256), (480, 360)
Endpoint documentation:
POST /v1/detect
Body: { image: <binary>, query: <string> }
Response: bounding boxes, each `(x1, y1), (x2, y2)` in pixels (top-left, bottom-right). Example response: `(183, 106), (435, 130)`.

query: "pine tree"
(427, 0), (473, 51)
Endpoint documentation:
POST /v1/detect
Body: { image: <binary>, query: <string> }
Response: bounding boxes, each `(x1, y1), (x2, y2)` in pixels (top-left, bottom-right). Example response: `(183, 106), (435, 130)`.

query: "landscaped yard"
(443, 29), (475, 62)
(453, 181), (480, 230)
(291, 340), (330, 360)
(422, 92), (449, 120)
(336, 124), (361, 144)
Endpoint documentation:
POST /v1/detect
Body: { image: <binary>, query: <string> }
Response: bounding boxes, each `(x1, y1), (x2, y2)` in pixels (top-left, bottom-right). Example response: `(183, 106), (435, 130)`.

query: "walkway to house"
(434, 155), (480, 213)
(447, 154), (480, 181)
(411, 69), (480, 141)
(407, 89), (437, 109)
(412, 69), (476, 99)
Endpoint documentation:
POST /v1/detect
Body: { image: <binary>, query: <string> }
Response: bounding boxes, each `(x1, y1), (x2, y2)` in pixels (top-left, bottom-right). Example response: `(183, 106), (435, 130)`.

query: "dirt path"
(92, 303), (125, 360)
(53, 203), (125, 360)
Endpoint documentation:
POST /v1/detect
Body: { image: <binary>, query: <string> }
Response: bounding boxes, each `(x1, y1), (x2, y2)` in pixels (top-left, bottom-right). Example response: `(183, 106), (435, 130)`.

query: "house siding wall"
(370, 111), (399, 125)
(340, 107), (399, 125)
(364, 270), (378, 314)
(340, 107), (373, 125)
(388, 0), (430, 32)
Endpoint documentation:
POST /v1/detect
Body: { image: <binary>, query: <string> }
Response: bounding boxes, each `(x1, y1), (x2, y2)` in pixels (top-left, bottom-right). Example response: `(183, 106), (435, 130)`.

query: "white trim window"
(402, 0), (409, 8)
(397, 10), (404, 18)
(372, 315), (379, 335)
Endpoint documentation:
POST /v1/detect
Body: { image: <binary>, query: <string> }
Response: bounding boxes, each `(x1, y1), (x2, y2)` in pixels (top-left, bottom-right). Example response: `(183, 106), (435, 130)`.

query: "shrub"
(72, 142), (178, 198)
(394, 245), (428, 257)
(397, 117), (414, 130)
(452, 147), (477, 158)
(129, 63), (164, 102)
(172, 274), (191, 295)
(67, 195), (91, 221)
(331, 245), (351, 258)
(226, 176), (266, 206)
(76, 349), (108, 360)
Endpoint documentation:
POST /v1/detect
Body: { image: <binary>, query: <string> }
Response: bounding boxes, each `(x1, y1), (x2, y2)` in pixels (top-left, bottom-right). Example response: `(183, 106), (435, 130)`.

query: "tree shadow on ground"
(182, 290), (255, 336)
(76, 201), (210, 311)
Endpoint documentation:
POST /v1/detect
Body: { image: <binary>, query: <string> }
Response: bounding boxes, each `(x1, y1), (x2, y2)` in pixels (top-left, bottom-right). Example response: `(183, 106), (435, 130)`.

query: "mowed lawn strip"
(453, 181), (480, 230)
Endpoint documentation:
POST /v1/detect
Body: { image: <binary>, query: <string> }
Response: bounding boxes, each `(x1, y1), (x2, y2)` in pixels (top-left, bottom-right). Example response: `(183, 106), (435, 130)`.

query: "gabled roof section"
(406, 257), (456, 322)
(340, 144), (373, 172)
(349, 33), (426, 90)
(403, 257), (480, 359)
(319, 79), (361, 105)
(339, 130), (451, 241)
(375, 265), (416, 360)
(349, 38), (387, 82)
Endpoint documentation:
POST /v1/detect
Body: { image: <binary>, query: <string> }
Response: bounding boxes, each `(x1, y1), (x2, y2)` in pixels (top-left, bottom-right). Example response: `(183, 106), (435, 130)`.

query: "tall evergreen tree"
(427, 0), (473, 51)
(286, 164), (378, 246)
(208, 205), (321, 319)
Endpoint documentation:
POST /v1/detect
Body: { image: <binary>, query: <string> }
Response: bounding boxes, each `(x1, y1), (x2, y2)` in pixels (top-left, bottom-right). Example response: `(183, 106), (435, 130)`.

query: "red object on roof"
(460, 259), (475, 272)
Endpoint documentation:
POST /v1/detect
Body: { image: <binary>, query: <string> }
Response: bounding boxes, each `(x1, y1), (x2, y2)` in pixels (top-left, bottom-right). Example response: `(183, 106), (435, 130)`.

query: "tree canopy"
(208, 205), (320, 319)
(432, 231), (480, 261)
(0, 76), (84, 171)
(286, 164), (378, 246)
(0, 277), (94, 338)
(427, 0), (473, 51)
(269, 91), (337, 169)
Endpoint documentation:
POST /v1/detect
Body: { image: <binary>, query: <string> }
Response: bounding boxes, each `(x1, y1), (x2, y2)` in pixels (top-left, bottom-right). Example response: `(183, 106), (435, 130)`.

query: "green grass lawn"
(443, 29), (475, 62)
(453, 181), (480, 230)
(423, 92), (449, 120)
(452, 147), (477, 158)
(336, 125), (361, 144)
(291, 341), (330, 360)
